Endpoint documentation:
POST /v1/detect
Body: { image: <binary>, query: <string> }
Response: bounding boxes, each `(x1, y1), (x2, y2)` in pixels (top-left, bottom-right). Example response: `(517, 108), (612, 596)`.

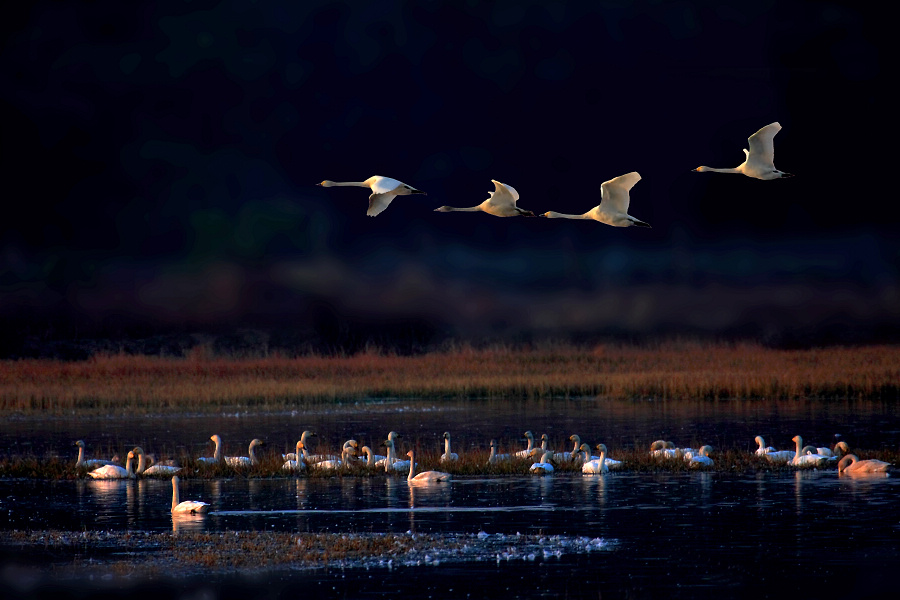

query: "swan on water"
(440, 432), (459, 463)
(375, 431), (401, 468)
(406, 450), (451, 483)
(381, 438), (411, 472)
(791, 436), (828, 466)
(359, 446), (377, 467)
(487, 439), (511, 464)
(171, 475), (210, 514)
(542, 172), (651, 228)
(315, 440), (358, 470)
(198, 434), (224, 464)
(88, 451), (136, 479)
(434, 180), (535, 217)
(226, 439), (265, 468)
(132, 447), (181, 476)
(515, 431), (536, 458)
(317, 176), (425, 217)
(282, 441), (306, 471)
(837, 454), (892, 474)
(693, 122), (793, 180)
(689, 445), (714, 466)
(579, 443), (623, 469)
(74, 440), (114, 469)
(582, 444), (610, 474)
(530, 451), (555, 474)
(754, 436), (777, 456)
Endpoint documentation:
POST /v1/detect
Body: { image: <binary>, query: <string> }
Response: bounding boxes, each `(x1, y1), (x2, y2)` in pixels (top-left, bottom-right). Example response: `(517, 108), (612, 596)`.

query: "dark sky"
(1, 1), (896, 353)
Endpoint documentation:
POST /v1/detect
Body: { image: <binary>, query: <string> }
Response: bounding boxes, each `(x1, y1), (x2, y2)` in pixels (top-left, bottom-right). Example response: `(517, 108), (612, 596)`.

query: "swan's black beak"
(780, 172), (795, 178)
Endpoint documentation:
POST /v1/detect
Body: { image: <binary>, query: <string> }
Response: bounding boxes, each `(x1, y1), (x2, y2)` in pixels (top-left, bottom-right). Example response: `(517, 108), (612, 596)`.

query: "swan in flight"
(170, 476), (210, 514)
(74, 440), (114, 469)
(582, 444), (610, 474)
(198, 434), (224, 464)
(515, 431), (536, 458)
(693, 122), (793, 180)
(541, 172), (650, 228)
(487, 439), (511, 464)
(434, 180), (535, 217)
(530, 451), (555, 474)
(88, 451), (136, 479)
(689, 445), (714, 466)
(406, 450), (451, 483)
(282, 441), (306, 472)
(837, 454), (892, 474)
(440, 432), (459, 463)
(226, 439), (265, 468)
(317, 176), (425, 217)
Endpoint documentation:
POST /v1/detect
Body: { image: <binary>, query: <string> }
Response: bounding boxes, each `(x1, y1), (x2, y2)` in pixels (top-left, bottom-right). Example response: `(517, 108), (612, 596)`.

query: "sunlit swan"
(317, 176), (425, 217)
(282, 441), (306, 471)
(689, 445), (714, 467)
(488, 439), (511, 464)
(440, 432), (459, 463)
(406, 450), (451, 483)
(226, 439), (265, 468)
(791, 436), (828, 466)
(582, 444), (609, 474)
(556, 435), (581, 462)
(542, 172), (650, 228)
(170, 475), (210, 514)
(381, 439), (410, 472)
(132, 447), (181, 476)
(198, 434), (224, 464)
(693, 122), (793, 180)
(315, 440), (358, 470)
(434, 180), (535, 217)
(376, 431), (401, 468)
(754, 436), (777, 456)
(650, 440), (679, 459)
(359, 446), (377, 467)
(580, 443), (623, 469)
(74, 440), (114, 469)
(837, 454), (892, 474)
(515, 431), (536, 458)
(88, 451), (136, 479)
(283, 431), (316, 461)
(530, 451), (555, 474)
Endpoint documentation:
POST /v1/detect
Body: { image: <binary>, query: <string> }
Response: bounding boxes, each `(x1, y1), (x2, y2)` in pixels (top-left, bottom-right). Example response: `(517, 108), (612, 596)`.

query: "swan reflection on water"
(172, 513), (207, 534)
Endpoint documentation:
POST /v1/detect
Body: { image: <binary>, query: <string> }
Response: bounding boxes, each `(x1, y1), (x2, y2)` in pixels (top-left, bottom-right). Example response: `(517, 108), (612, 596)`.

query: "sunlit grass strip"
(1, 343), (899, 414)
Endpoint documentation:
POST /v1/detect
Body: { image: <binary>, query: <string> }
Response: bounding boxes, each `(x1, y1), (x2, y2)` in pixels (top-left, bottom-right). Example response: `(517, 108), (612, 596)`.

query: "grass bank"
(1, 343), (898, 415)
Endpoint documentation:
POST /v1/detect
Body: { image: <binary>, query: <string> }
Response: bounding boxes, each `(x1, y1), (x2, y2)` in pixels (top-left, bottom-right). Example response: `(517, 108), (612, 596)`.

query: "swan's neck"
(571, 438), (580, 454)
(325, 181), (368, 187)
(249, 443), (258, 465)
(76, 446), (85, 466)
(407, 453), (416, 480)
(489, 445), (496, 459)
(444, 437), (451, 455)
(698, 166), (742, 174)
(136, 452), (146, 474)
(213, 437), (222, 461)
(545, 211), (590, 219)
(442, 206), (482, 212)
(794, 437), (803, 455)
(386, 440), (396, 462)
(525, 436), (533, 451)
(125, 456), (134, 476)
(172, 480), (180, 510)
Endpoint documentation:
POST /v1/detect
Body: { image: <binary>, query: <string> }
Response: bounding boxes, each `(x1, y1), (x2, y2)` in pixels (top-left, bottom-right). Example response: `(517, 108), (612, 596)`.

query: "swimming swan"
(542, 172), (650, 228)
(434, 180), (535, 217)
(530, 451), (555, 474)
(837, 454), (892, 474)
(582, 444), (609, 474)
(693, 122), (793, 180)
(171, 475), (210, 514)
(226, 439), (265, 468)
(488, 439), (511, 464)
(440, 431), (459, 463)
(406, 450), (451, 483)
(791, 436), (828, 466)
(198, 434), (224, 464)
(74, 440), (114, 469)
(515, 431), (536, 459)
(88, 451), (136, 479)
(317, 176), (425, 217)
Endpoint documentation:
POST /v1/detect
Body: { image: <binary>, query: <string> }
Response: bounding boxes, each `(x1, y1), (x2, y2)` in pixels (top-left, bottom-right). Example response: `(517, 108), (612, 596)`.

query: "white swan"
(282, 441), (306, 472)
(530, 451), (555, 474)
(198, 434), (224, 464)
(689, 445), (714, 467)
(226, 439), (265, 468)
(434, 180), (535, 217)
(381, 439), (410, 472)
(171, 475), (210, 514)
(837, 454), (892, 474)
(283, 431), (316, 461)
(693, 122), (793, 180)
(515, 431), (536, 459)
(74, 440), (114, 469)
(406, 450), (451, 483)
(579, 443), (622, 469)
(582, 444), (609, 474)
(315, 440), (358, 470)
(650, 440), (680, 459)
(440, 431), (459, 463)
(542, 172), (650, 228)
(791, 436), (828, 466)
(88, 451), (136, 479)
(555, 434), (581, 462)
(359, 446), (377, 467)
(487, 439), (511, 464)
(132, 447), (181, 476)
(317, 176), (425, 217)
(754, 436), (777, 456)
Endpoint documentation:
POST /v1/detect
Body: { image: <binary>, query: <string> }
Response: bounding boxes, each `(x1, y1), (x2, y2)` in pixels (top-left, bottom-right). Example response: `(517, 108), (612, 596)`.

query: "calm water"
(1, 398), (898, 598)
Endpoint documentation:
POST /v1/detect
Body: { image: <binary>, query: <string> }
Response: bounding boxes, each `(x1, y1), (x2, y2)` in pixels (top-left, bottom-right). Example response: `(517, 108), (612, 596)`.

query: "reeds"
(1, 343), (898, 415)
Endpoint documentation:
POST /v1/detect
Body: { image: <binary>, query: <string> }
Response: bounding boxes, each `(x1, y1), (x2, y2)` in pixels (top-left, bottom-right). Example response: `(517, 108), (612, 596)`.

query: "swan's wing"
(599, 172), (641, 214)
(483, 180), (520, 208)
(367, 176), (402, 195)
(746, 122), (781, 166)
(367, 192), (397, 216)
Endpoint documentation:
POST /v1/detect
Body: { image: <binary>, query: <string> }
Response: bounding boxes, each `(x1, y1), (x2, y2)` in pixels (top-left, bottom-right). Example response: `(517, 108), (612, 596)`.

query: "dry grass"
(1, 342), (898, 415)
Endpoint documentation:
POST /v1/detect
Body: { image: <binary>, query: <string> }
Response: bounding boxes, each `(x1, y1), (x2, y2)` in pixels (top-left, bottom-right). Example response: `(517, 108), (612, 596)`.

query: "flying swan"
(317, 176), (425, 217)
(434, 180), (535, 217)
(170, 475), (210, 514)
(542, 172), (650, 228)
(693, 122), (793, 180)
